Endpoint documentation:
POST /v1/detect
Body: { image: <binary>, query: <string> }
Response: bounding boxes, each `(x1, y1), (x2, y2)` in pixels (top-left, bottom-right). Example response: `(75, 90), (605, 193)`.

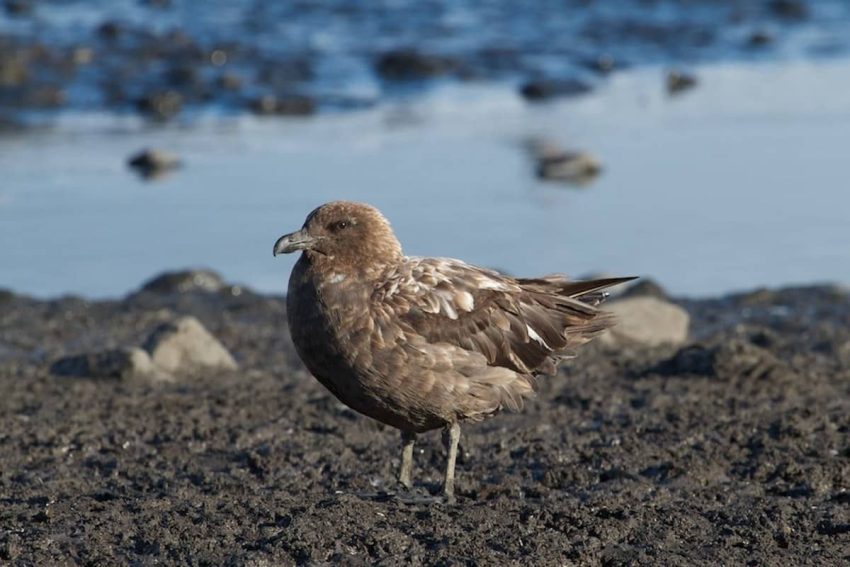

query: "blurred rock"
(601, 297), (690, 347)
(4, 0), (33, 17)
(666, 70), (698, 95)
(0, 288), (15, 304)
(581, 54), (618, 75)
(768, 0), (808, 20)
(747, 30), (774, 48)
(51, 347), (168, 380)
(164, 65), (200, 88)
(0, 114), (21, 132)
(127, 149), (181, 179)
(375, 49), (457, 80)
(23, 85), (65, 108)
(215, 72), (242, 91)
(96, 21), (125, 41)
(143, 316), (238, 373)
(0, 52), (28, 87)
(529, 140), (602, 185)
(619, 279), (670, 301)
(140, 270), (226, 294)
(140, 0), (172, 9)
(71, 46), (94, 65)
(650, 339), (792, 382)
(250, 94), (315, 116)
(257, 58), (313, 87)
(136, 90), (183, 120)
(519, 78), (592, 101)
(537, 151), (602, 184)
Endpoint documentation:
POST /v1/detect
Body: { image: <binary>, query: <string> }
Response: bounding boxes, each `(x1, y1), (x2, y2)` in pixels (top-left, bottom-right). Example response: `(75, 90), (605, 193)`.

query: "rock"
(0, 114), (23, 133)
(127, 149), (181, 179)
(4, 0), (33, 16)
(649, 339), (792, 382)
(537, 151), (602, 184)
(768, 0), (808, 20)
(164, 65), (200, 88)
(140, 269), (225, 294)
(22, 85), (65, 108)
(71, 46), (94, 65)
(619, 279), (670, 301)
(140, 0), (172, 9)
(250, 94), (315, 116)
(529, 140), (602, 185)
(519, 78), (592, 101)
(215, 72), (242, 91)
(96, 21), (125, 41)
(747, 30), (774, 48)
(143, 316), (238, 373)
(136, 90), (183, 120)
(0, 53), (28, 87)
(666, 70), (698, 95)
(581, 54), (617, 75)
(51, 347), (168, 380)
(601, 297), (690, 347)
(0, 289), (14, 304)
(375, 49), (457, 80)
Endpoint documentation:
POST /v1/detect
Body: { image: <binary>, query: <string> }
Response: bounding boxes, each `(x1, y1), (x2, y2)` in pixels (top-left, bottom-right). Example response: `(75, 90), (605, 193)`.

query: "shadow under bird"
(274, 201), (634, 502)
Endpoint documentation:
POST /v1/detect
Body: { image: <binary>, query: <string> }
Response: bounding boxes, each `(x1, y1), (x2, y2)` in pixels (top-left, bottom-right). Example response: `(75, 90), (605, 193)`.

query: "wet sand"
(1, 278), (847, 564)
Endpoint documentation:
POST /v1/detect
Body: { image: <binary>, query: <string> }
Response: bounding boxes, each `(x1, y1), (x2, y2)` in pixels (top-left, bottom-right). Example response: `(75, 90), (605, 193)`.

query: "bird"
(273, 201), (634, 502)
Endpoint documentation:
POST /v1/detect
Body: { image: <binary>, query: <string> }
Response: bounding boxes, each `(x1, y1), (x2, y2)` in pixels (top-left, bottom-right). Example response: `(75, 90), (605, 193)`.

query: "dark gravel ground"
(0, 279), (848, 565)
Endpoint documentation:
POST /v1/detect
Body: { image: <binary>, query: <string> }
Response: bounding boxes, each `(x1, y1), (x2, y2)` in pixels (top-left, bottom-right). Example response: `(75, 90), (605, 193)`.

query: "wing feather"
(375, 257), (631, 376)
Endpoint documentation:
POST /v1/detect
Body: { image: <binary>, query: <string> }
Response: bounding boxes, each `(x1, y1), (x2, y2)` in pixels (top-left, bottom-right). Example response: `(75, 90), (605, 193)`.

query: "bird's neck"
(304, 251), (400, 287)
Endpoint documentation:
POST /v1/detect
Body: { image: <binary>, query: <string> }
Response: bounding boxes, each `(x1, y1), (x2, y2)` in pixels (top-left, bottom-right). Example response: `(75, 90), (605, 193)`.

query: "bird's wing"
(374, 257), (629, 375)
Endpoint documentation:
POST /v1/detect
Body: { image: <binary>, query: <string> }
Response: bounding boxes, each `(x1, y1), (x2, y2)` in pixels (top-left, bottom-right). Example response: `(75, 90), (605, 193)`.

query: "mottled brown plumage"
(274, 201), (634, 501)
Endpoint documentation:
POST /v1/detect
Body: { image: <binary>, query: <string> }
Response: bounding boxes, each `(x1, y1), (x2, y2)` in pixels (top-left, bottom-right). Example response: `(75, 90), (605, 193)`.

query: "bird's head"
(274, 201), (403, 273)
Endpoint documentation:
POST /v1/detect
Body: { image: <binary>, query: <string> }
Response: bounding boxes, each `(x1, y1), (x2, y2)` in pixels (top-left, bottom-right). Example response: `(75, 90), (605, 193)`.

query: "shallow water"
(1, 59), (849, 298)
(3, 0), (850, 118)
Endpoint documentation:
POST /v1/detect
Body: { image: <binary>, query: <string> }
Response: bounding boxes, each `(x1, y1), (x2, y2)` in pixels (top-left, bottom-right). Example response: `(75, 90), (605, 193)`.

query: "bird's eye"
(331, 220), (350, 231)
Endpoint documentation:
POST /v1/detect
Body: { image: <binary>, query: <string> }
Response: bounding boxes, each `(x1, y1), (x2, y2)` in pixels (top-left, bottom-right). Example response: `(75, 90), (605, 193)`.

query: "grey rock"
(128, 149), (182, 179)
(519, 78), (592, 101)
(619, 278), (670, 301)
(581, 54), (618, 75)
(537, 151), (602, 184)
(4, 0), (33, 17)
(375, 49), (458, 80)
(601, 297), (690, 347)
(51, 347), (168, 380)
(215, 72), (242, 91)
(529, 140), (602, 185)
(0, 52), (28, 87)
(666, 70), (698, 95)
(136, 90), (183, 120)
(769, 0), (808, 20)
(747, 30), (774, 48)
(649, 339), (793, 382)
(250, 94), (315, 116)
(140, 269), (225, 294)
(143, 316), (237, 373)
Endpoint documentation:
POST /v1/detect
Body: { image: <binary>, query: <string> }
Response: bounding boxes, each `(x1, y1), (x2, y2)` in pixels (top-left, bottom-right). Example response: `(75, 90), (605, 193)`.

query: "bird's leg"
(398, 430), (416, 489)
(442, 422), (461, 503)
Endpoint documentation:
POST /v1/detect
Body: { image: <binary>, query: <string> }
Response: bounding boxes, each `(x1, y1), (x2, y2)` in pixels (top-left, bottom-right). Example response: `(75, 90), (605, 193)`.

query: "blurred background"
(1, 0), (849, 298)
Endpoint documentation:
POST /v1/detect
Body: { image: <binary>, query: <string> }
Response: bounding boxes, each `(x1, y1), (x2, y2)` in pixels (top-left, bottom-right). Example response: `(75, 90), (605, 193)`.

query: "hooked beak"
(273, 229), (318, 256)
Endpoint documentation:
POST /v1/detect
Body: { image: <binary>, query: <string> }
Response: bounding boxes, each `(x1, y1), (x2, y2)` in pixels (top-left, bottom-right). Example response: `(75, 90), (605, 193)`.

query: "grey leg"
(442, 422), (461, 502)
(398, 431), (416, 489)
